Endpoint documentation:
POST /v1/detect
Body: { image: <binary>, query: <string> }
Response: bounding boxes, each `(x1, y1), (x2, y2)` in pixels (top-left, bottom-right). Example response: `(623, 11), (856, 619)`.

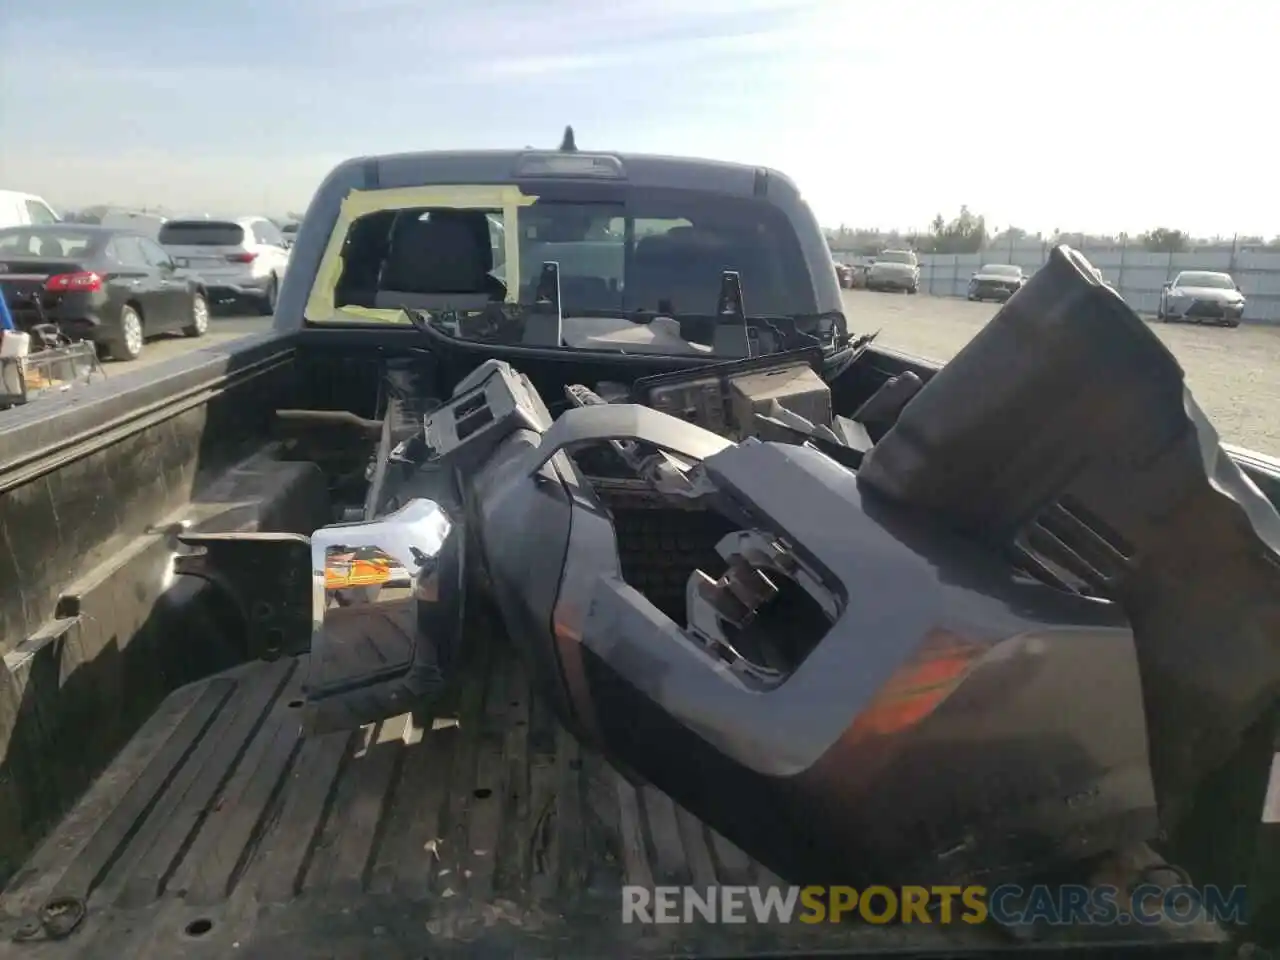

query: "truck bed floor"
(0, 637), (1212, 959)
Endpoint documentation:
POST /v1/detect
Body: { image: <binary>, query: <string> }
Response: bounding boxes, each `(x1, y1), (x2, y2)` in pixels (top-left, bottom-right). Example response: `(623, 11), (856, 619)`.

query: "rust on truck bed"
(2, 627), (1030, 960)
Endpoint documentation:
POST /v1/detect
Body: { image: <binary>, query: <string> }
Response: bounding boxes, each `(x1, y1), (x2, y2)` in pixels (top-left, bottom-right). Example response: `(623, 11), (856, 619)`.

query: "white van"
(0, 190), (60, 229)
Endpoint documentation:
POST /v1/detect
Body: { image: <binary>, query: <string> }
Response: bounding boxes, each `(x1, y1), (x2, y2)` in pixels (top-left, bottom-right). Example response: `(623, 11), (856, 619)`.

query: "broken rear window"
(329, 193), (812, 318)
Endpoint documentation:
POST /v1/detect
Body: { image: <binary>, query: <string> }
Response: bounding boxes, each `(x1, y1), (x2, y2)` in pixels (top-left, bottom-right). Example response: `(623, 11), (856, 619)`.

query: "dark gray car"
(967, 262), (1025, 302)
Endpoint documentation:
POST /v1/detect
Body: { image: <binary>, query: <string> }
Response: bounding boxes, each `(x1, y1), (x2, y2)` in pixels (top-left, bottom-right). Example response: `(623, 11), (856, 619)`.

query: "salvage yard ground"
(842, 290), (1280, 458)
(132, 293), (1280, 457)
(128, 311), (269, 371)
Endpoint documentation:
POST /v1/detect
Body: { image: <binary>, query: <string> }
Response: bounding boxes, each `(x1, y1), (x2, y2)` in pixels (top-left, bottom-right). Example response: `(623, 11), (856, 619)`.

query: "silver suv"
(158, 216), (291, 314)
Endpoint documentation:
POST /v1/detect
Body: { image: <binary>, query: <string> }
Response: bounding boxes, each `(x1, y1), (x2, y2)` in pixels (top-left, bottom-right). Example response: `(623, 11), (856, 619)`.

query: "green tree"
(923, 206), (986, 254)
(1139, 227), (1190, 253)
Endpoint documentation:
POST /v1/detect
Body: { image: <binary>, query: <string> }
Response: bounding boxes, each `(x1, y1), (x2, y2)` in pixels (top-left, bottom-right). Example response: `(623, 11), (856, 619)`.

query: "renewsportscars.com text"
(621, 884), (1248, 927)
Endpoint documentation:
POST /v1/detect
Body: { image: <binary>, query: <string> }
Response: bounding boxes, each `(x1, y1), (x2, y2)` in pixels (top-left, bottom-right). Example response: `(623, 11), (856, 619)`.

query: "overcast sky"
(1, 0), (1275, 237)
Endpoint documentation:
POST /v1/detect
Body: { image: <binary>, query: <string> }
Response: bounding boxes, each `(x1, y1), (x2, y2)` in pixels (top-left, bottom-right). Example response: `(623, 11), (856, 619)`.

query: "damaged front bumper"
(171, 247), (1280, 899)
(1164, 297), (1245, 323)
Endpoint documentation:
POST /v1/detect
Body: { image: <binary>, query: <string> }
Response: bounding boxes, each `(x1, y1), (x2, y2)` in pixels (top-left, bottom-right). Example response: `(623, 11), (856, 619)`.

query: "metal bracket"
(174, 532), (312, 661)
(525, 260), (563, 346)
(716, 270), (752, 358)
(11, 896), (86, 943)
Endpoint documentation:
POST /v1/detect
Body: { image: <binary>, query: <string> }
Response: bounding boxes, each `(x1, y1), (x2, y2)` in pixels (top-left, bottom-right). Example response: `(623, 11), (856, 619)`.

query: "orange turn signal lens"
(324, 558), (395, 589)
(848, 638), (981, 738)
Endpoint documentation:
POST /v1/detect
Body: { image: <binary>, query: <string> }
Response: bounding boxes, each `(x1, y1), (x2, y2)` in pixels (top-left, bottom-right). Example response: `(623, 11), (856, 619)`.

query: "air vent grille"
(1012, 498), (1134, 600)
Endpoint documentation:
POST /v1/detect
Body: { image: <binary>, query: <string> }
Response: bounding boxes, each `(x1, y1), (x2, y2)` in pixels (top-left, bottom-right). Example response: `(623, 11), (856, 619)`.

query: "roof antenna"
(559, 126), (577, 152)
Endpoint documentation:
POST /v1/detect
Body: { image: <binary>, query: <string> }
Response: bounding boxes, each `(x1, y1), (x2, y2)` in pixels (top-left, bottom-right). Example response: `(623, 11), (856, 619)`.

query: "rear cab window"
(159, 221), (246, 247)
(311, 186), (814, 323)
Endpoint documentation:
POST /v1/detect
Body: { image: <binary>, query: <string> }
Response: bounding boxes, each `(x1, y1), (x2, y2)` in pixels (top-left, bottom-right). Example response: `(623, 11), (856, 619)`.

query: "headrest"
(346, 211), (395, 252)
(634, 234), (683, 265)
(635, 227), (733, 262)
(380, 210), (493, 294)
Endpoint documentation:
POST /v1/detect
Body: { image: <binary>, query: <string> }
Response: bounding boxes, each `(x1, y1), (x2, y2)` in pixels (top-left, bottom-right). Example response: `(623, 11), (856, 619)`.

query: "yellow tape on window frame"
(304, 184), (538, 324)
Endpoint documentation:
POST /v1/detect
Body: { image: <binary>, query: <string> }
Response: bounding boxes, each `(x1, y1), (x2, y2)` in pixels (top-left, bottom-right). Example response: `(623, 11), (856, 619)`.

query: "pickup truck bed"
(3, 333), (1265, 959)
(2, 628), (1224, 960)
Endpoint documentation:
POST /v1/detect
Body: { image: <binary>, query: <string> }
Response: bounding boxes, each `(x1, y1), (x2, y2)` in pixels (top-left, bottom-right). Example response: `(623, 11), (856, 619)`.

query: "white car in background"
(1157, 270), (1246, 328)
(865, 248), (920, 294)
(158, 216), (291, 314)
(0, 190), (59, 229)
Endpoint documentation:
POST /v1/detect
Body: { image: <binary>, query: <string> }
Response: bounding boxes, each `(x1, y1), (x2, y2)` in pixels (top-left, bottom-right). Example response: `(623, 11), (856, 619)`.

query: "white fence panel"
(878, 244), (1280, 323)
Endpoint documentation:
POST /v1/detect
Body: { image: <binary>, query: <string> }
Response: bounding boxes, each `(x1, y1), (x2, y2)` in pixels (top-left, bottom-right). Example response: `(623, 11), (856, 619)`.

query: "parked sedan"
(0, 225), (209, 360)
(967, 263), (1026, 302)
(1157, 270), (1245, 327)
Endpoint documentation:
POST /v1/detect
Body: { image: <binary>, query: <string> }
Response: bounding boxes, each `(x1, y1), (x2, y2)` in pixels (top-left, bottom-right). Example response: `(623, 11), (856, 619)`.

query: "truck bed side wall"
(0, 335), (313, 883)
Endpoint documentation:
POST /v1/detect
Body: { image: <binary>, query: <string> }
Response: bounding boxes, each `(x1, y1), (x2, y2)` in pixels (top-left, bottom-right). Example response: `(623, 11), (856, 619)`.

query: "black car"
(0, 224), (210, 361)
(967, 262), (1026, 302)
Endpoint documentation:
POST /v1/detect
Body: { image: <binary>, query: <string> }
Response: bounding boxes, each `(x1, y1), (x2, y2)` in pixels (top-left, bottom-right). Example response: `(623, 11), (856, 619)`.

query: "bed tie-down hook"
(11, 896), (87, 942)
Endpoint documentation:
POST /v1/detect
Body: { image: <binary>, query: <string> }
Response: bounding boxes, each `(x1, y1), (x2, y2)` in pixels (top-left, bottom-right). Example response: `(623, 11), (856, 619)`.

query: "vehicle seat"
(377, 210), (507, 307)
(629, 233), (693, 314)
(629, 228), (776, 317)
(38, 237), (63, 258)
(518, 240), (622, 311)
(336, 210), (396, 307)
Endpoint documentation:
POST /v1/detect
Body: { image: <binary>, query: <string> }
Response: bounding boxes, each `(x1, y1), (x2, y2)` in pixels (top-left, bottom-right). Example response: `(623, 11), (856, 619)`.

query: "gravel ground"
(123, 311), (272, 371)
(110, 295), (1278, 456)
(843, 290), (1280, 457)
